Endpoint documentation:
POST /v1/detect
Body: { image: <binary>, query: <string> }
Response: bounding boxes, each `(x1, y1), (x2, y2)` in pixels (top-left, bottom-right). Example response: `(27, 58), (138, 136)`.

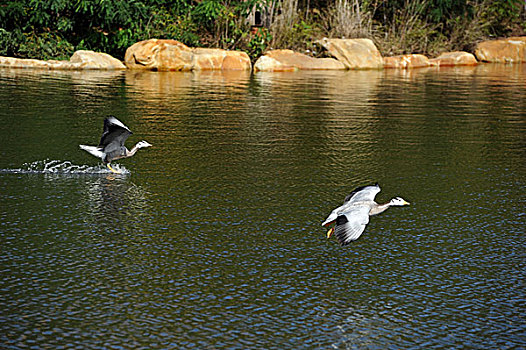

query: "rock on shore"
(254, 49), (345, 71)
(316, 38), (384, 69)
(0, 36), (524, 72)
(475, 37), (526, 63)
(254, 38), (383, 71)
(430, 51), (478, 66)
(384, 54), (430, 69)
(0, 50), (126, 70)
(124, 39), (251, 71)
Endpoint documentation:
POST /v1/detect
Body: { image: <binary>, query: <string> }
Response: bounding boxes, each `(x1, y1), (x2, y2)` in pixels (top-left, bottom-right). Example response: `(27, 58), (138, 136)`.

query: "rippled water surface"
(1, 65), (525, 349)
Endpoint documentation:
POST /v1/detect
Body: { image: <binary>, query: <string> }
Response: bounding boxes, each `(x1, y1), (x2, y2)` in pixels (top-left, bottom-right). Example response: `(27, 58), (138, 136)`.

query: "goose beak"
(404, 200), (410, 205)
(326, 227), (335, 239)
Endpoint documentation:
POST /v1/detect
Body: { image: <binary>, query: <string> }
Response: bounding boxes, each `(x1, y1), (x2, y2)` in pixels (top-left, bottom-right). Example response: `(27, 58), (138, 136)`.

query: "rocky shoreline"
(0, 37), (524, 72)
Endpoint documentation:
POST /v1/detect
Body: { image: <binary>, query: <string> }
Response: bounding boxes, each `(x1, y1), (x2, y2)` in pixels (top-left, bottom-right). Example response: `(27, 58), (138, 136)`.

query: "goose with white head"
(79, 116), (152, 173)
(322, 183), (410, 246)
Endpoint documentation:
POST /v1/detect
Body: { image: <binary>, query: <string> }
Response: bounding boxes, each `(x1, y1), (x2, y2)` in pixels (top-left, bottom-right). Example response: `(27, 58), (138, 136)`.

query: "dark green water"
(0, 65), (524, 349)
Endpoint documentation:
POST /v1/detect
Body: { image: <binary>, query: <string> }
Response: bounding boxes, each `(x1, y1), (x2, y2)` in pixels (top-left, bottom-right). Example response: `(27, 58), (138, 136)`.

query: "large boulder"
(124, 39), (251, 71)
(254, 55), (297, 72)
(69, 50), (127, 69)
(254, 49), (346, 71)
(124, 39), (193, 70)
(474, 37), (526, 63)
(0, 50), (126, 70)
(429, 51), (478, 66)
(192, 48), (251, 70)
(383, 54), (430, 69)
(316, 38), (383, 69)
(0, 56), (51, 69)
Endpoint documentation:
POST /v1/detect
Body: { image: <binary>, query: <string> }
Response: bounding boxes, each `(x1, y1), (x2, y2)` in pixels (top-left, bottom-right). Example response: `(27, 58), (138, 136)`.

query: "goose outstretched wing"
(98, 116), (132, 150)
(344, 184), (381, 204)
(333, 206), (371, 246)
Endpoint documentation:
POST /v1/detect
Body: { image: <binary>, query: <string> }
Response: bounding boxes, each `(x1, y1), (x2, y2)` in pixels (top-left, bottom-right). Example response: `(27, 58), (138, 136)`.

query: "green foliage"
(0, 0), (524, 61)
(0, 1), (26, 30)
(247, 27), (272, 61)
(0, 28), (74, 60)
(192, 0), (261, 50)
(0, 0), (202, 59)
(18, 31), (74, 60)
(270, 10), (324, 55)
(479, 0), (523, 35)
(0, 28), (19, 56)
(192, 0), (225, 25)
(135, 7), (201, 47)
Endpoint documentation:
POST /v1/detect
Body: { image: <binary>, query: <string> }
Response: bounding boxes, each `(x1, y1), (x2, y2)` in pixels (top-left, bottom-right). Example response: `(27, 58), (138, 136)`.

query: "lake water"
(0, 65), (524, 349)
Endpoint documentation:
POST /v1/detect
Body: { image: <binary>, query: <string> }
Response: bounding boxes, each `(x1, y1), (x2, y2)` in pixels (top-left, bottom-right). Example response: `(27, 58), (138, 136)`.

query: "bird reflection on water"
(81, 176), (152, 234)
(0, 159), (148, 232)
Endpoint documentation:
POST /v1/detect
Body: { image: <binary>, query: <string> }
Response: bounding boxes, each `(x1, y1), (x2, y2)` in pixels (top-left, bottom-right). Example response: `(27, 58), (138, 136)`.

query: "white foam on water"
(0, 159), (130, 175)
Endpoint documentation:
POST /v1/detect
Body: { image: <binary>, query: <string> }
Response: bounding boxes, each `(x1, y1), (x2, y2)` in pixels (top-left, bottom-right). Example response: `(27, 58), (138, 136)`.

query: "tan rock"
(192, 48), (251, 71)
(125, 39), (193, 70)
(253, 55), (297, 72)
(429, 51), (478, 66)
(69, 50), (126, 69)
(316, 38), (384, 69)
(222, 51), (254, 71)
(192, 48), (225, 70)
(383, 54), (430, 69)
(0, 50), (125, 70)
(124, 39), (251, 71)
(474, 37), (526, 63)
(0, 56), (49, 69)
(254, 49), (346, 71)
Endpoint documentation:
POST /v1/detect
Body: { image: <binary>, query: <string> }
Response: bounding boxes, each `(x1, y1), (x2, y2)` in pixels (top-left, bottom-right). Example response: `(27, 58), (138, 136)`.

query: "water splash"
(0, 159), (130, 175)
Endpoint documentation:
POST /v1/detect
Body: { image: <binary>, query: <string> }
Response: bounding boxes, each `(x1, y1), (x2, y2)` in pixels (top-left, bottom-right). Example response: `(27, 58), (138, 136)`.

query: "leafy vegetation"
(0, 0), (524, 62)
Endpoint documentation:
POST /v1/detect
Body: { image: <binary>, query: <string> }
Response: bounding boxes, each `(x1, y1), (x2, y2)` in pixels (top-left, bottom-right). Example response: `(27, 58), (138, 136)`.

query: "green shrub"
(18, 32), (74, 60)
(247, 27), (272, 62)
(0, 0), (524, 61)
